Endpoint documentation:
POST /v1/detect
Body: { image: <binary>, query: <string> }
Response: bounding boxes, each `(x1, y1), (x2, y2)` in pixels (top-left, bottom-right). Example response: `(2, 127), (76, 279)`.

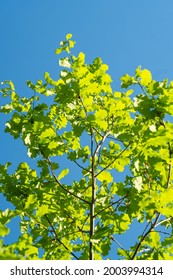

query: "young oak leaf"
(136, 66), (152, 86)
(57, 168), (69, 181)
(97, 170), (113, 184)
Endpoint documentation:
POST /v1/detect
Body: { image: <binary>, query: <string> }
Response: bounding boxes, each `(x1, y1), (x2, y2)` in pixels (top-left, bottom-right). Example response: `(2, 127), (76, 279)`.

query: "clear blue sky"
(1, 0), (173, 259)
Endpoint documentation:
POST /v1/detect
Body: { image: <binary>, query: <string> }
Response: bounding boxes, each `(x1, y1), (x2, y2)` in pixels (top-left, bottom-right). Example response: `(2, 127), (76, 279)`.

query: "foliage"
(0, 34), (173, 260)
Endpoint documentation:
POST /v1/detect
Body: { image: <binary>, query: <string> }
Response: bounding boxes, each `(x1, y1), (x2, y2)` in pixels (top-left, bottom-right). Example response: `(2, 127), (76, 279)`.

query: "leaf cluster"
(0, 35), (173, 260)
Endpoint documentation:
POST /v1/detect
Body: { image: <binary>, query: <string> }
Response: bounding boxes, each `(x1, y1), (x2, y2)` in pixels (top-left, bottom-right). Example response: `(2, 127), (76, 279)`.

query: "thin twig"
(111, 236), (131, 259)
(94, 131), (110, 157)
(89, 127), (96, 260)
(44, 214), (79, 260)
(137, 82), (148, 96)
(94, 194), (129, 218)
(96, 142), (131, 178)
(167, 142), (172, 188)
(74, 160), (91, 173)
(153, 230), (172, 236)
(154, 217), (172, 228)
(40, 149), (90, 205)
(130, 212), (161, 260)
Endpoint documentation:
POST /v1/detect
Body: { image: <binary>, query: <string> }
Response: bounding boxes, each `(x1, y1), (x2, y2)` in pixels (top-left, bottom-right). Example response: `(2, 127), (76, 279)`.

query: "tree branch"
(111, 236), (131, 259)
(89, 128), (96, 260)
(74, 160), (91, 173)
(130, 212), (161, 260)
(96, 142), (131, 178)
(94, 194), (129, 218)
(160, 121), (172, 188)
(167, 142), (172, 188)
(40, 150), (90, 205)
(44, 214), (79, 260)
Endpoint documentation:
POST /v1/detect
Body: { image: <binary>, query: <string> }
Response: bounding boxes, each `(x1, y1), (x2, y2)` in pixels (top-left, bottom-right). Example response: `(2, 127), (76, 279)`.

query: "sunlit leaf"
(97, 170), (113, 183)
(57, 169), (69, 181)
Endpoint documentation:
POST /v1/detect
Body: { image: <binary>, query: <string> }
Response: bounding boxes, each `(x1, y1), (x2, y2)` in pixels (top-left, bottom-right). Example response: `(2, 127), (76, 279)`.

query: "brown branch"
(130, 212), (161, 260)
(137, 81), (148, 96)
(158, 121), (172, 188)
(153, 230), (172, 236)
(44, 214), (79, 260)
(89, 128), (96, 260)
(74, 160), (91, 174)
(94, 194), (129, 218)
(167, 142), (172, 188)
(111, 236), (131, 259)
(40, 150), (90, 205)
(96, 142), (131, 178)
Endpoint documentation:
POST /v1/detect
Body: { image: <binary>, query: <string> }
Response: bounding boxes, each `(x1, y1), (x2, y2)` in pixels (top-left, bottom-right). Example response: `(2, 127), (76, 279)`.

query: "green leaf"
(136, 66), (152, 86)
(121, 74), (135, 88)
(0, 225), (10, 237)
(97, 170), (113, 184)
(57, 169), (69, 181)
(66, 33), (72, 40)
(36, 205), (49, 217)
(0, 209), (16, 225)
(39, 128), (56, 144)
(25, 194), (37, 209)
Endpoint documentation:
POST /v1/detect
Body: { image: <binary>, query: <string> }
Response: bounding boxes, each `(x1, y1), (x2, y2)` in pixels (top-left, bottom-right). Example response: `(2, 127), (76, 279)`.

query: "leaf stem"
(96, 142), (131, 178)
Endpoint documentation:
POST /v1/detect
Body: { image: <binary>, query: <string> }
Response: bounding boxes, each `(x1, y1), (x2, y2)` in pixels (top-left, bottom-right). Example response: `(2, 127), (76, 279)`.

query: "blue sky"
(1, 0), (173, 259)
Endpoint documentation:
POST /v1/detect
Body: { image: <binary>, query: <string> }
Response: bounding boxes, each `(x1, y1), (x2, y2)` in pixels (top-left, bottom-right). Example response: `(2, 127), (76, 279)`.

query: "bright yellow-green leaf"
(126, 89), (134, 96)
(140, 69), (152, 86)
(55, 48), (62, 55)
(95, 109), (107, 119)
(36, 205), (49, 217)
(69, 40), (76, 49)
(114, 92), (121, 98)
(57, 168), (69, 181)
(160, 189), (173, 204)
(136, 67), (152, 86)
(33, 121), (44, 132)
(97, 170), (113, 183)
(83, 96), (93, 107)
(78, 52), (85, 65)
(11, 91), (19, 101)
(40, 128), (56, 143)
(71, 138), (80, 150)
(25, 194), (37, 209)
(109, 141), (121, 152)
(55, 115), (67, 129)
(114, 213), (131, 233)
(150, 232), (160, 249)
(0, 225), (10, 237)
(66, 33), (72, 40)
(120, 213), (131, 231)
(116, 100), (125, 110)
(98, 120), (108, 130)
(79, 109), (86, 118)
(48, 141), (59, 149)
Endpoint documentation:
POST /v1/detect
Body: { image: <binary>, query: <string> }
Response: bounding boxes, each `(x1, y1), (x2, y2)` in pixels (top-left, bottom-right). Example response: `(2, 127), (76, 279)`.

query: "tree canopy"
(0, 34), (173, 260)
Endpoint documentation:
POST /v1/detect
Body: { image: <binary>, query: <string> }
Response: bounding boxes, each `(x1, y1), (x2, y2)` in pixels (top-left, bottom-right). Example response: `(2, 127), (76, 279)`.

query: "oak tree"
(0, 34), (173, 260)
